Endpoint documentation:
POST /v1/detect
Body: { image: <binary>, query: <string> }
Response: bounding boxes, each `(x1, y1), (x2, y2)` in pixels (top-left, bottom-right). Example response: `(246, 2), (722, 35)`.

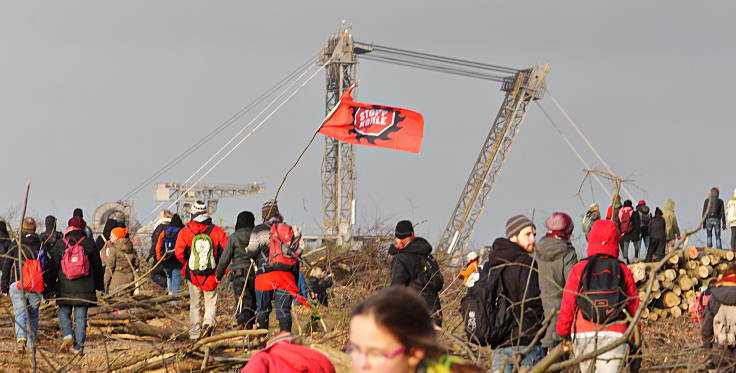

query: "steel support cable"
(544, 87), (635, 202)
(119, 54), (319, 201)
(361, 54), (510, 82)
(535, 101), (612, 200)
(362, 42), (519, 74)
(154, 59), (331, 219)
(143, 61), (322, 219)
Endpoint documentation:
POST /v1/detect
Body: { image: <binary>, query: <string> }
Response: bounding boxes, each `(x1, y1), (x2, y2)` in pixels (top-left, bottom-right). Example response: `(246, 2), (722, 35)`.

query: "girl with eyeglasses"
(348, 286), (481, 373)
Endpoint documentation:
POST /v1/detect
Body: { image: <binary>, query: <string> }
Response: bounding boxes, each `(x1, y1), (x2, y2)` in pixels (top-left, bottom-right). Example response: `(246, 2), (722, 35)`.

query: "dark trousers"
(731, 227), (736, 250)
(647, 236), (666, 262)
(422, 293), (442, 327)
(230, 270), (256, 328)
(150, 261), (168, 289)
(256, 289), (293, 332)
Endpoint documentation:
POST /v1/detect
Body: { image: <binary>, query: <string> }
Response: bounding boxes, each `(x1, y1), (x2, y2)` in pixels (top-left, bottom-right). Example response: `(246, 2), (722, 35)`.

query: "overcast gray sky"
(2, 1), (734, 250)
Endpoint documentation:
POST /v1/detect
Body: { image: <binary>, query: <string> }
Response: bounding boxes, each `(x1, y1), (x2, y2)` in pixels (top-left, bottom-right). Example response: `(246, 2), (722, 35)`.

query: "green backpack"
(188, 225), (216, 276)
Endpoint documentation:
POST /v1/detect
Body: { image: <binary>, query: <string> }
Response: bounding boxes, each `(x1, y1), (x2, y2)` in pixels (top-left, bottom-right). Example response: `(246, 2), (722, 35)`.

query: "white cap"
(190, 200), (207, 214)
(466, 251), (478, 262)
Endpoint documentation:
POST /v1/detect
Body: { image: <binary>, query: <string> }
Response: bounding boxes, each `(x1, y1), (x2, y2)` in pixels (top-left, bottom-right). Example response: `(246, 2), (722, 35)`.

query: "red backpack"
(61, 237), (90, 280)
(618, 206), (634, 233)
(268, 223), (302, 272)
(17, 247), (44, 293)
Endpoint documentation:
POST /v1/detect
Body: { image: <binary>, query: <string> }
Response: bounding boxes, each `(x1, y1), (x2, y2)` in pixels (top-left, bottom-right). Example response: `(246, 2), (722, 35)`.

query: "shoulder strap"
(204, 225), (214, 236)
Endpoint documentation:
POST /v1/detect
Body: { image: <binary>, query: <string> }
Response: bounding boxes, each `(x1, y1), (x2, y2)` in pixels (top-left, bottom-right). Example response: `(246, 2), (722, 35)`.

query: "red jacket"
(174, 219), (228, 291)
(557, 220), (639, 336)
(241, 339), (335, 373)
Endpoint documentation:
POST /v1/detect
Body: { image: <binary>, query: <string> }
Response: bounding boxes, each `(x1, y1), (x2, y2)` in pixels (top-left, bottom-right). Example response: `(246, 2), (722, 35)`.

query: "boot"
(278, 319), (292, 333)
(256, 315), (269, 331)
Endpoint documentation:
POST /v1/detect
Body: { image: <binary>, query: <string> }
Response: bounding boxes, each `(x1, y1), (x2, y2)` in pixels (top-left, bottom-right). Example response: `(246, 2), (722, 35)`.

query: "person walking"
(646, 208), (667, 262)
(727, 189), (736, 250)
(636, 200), (652, 254)
(246, 200), (306, 333)
(47, 215), (104, 354)
(389, 220), (444, 327)
(1, 218), (45, 350)
(103, 227), (139, 296)
(348, 286), (482, 373)
(663, 199), (681, 253)
(148, 210), (172, 289)
(216, 211), (257, 328)
(582, 204), (601, 241)
(154, 214), (185, 297)
(174, 200), (228, 340)
(487, 215), (544, 372)
(536, 212), (578, 352)
(618, 200), (641, 263)
(703, 187), (727, 249)
(557, 219), (640, 373)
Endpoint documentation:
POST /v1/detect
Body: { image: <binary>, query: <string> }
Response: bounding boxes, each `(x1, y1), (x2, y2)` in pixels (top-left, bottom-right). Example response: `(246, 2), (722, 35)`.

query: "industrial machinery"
(154, 182), (264, 217)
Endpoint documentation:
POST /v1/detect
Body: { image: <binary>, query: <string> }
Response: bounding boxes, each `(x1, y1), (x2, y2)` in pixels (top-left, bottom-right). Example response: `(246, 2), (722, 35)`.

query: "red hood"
(187, 219), (212, 234)
(585, 219), (621, 257)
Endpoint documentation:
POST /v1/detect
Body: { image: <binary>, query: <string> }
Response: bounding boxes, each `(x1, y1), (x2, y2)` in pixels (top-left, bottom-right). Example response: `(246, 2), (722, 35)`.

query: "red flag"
(318, 86), (424, 154)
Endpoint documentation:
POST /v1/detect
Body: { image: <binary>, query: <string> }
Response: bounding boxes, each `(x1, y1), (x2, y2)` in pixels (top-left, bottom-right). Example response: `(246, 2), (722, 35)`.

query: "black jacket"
(47, 229), (104, 306)
(389, 237), (439, 295)
(216, 227), (254, 281)
(648, 215), (666, 239)
(636, 204), (652, 236)
(1, 233), (44, 294)
(0, 232), (11, 257)
(703, 197), (726, 228)
(487, 237), (544, 347)
(702, 280), (736, 368)
(149, 219), (169, 260)
(307, 276), (333, 306)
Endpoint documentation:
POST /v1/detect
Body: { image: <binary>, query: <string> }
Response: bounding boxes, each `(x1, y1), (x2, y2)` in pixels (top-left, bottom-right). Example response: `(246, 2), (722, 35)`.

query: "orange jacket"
(459, 260), (478, 286)
(174, 219), (228, 291)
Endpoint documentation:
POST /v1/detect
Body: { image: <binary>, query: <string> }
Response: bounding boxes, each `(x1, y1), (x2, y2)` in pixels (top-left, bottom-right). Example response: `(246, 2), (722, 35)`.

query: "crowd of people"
(0, 186), (735, 372)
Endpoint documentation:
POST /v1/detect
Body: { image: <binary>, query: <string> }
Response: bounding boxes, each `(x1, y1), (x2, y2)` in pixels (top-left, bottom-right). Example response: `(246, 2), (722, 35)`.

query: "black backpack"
(414, 254), (444, 294)
(576, 254), (628, 324)
(639, 210), (651, 229)
(460, 266), (514, 347)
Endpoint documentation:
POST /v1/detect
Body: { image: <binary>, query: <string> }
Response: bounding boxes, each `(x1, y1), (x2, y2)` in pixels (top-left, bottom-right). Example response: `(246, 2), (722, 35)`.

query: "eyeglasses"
(345, 343), (407, 365)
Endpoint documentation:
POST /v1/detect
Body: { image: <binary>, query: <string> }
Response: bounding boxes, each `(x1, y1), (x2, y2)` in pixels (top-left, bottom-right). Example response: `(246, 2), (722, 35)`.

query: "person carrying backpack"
(536, 212), (578, 353)
(557, 219), (639, 373)
(1, 218), (45, 350)
(246, 200), (307, 333)
(155, 213), (185, 297)
(389, 220), (444, 327)
(646, 208), (667, 262)
(636, 200), (652, 253)
(703, 187), (727, 249)
(174, 200), (228, 340)
(582, 204), (601, 241)
(148, 209), (172, 289)
(47, 215), (104, 354)
(215, 211), (257, 328)
(485, 215), (544, 372)
(618, 200), (641, 264)
(103, 227), (139, 295)
(702, 263), (736, 370)
(727, 188), (736, 250)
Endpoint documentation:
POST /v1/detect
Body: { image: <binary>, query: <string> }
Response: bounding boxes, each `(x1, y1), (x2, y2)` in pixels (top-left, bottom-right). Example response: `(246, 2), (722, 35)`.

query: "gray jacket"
(535, 236), (577, 348)
(215, 227), (254, 281)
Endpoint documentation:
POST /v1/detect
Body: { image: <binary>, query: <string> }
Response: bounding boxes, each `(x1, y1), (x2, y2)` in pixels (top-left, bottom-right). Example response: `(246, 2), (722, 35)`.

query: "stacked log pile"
(629, 247), (735, 321)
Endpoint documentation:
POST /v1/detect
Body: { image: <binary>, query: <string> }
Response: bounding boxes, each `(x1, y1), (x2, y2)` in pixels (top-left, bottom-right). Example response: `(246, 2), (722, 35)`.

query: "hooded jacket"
(487, 237), (544, 347)
(727, 189), (736, 227)
(96, 218), (120, 252)
(155, 215), (184, 270)
(174, 216), (228, 291)
(556, 220), (639, 337)
(389, 237), (440, 295)
(149, 217), (171, 260)
(1, 232), (43, 294)
(47, 229), (104, 306)
(536, 236), (578, 347)
(216, 212), (255, 281)
(636, 204), (652, 236)
(103, 237), (139, 292)
(703, 190), (727, 228)
(663, 199), (681, 241)
(649, 208), (666, 239)
(702, 275), (736, 352)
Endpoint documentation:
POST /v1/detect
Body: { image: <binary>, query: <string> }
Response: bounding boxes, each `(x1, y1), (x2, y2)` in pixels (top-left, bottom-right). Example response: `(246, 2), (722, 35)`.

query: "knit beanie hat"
(68, 216), (86, 229)
(111, 227), (128, 240)
(73, 208), (84, 218)
(262, 200), (281, 222)
(21, 217), (37, 233)
(190, 200), (207, 215)
(506, 215), (535, 238)
(545, 212), (574, 239)
(395, 220), (414, 239)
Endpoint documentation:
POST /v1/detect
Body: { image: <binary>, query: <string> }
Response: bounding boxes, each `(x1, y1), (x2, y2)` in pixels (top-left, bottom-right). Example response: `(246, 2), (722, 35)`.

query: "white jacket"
(727, 189), (736, 227)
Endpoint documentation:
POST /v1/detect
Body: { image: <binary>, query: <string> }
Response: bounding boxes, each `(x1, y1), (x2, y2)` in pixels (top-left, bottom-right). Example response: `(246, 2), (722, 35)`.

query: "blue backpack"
(161, 226), (181, 259)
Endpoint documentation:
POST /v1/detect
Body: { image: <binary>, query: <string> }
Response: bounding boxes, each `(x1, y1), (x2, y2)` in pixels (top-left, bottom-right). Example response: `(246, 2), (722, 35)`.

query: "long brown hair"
(351, 286), (444, 360)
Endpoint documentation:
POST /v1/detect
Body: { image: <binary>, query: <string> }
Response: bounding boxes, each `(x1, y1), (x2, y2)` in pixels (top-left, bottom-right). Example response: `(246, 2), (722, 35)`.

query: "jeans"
(187, 281), (218, 339)
(9, 282), (41, 347)
(573, 332), (628, 373)
(58, 305), (88, 350)
(491, 345), (543, 373)
(706, 218), (723, 248)
(256, 289), (293, 332)
(620, 239), (641, 263)
(163, 267), (183, 295)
